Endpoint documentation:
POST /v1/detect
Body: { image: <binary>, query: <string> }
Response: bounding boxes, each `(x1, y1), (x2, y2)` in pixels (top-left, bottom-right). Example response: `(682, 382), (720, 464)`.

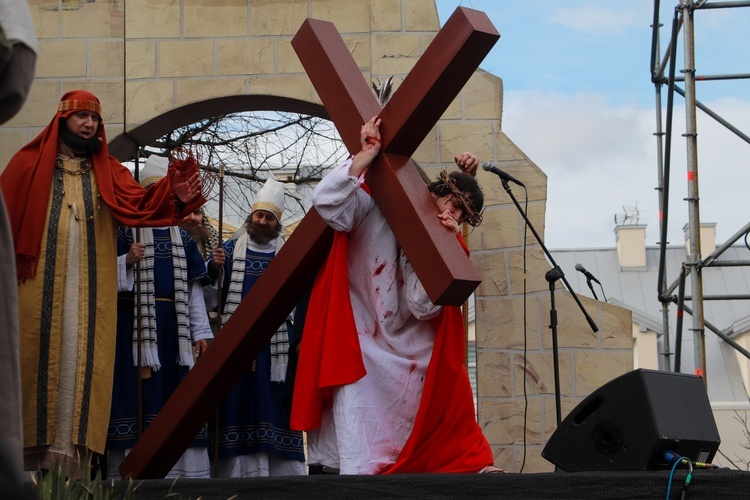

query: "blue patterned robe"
(207, 237), (304, 463)
(107, 227), (210, 450)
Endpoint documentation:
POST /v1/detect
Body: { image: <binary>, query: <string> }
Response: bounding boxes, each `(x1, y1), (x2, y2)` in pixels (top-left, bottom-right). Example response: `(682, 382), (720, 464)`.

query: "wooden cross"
(120, 7), (499, 478)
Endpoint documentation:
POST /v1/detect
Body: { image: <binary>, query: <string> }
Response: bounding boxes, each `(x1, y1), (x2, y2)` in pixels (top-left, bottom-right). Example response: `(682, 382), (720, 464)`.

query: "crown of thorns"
(436, 170), (483, 227)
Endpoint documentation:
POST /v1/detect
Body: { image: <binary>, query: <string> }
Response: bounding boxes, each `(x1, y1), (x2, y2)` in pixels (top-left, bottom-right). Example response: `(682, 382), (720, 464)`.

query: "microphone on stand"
(575, 263), (607, 302)
(481, 162), (525, 187)
(575, 263), (601, 284)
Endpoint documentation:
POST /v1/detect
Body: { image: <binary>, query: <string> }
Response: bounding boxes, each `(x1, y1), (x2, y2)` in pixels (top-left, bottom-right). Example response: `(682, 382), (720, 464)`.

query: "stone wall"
(1, 0), (632, 473)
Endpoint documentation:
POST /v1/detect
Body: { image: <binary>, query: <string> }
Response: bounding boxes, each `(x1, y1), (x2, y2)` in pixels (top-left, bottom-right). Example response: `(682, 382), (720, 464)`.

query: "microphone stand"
(498, 178), (599, 427)
(586, 278), (599, 301)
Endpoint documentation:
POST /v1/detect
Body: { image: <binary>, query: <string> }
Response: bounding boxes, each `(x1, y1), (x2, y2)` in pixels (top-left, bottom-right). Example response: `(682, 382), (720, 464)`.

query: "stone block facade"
(1, 0), (632, 473)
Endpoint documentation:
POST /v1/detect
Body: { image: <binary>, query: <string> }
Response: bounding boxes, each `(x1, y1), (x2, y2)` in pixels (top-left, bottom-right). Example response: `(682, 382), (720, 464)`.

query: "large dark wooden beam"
(365, 154), (481, 304)
(378, 7), (500, 157)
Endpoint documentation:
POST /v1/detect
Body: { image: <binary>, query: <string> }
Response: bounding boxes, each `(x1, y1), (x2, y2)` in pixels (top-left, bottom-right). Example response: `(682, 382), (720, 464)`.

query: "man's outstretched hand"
(173, 171), (202, 204)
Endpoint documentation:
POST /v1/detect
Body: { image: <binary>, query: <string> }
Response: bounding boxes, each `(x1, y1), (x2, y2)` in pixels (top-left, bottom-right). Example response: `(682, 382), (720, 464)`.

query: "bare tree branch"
(135, 111), (348, 228)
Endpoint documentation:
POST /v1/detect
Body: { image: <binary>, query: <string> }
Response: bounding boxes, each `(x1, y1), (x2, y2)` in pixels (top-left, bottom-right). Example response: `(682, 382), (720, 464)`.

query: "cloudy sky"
(435, 0), (750, 249)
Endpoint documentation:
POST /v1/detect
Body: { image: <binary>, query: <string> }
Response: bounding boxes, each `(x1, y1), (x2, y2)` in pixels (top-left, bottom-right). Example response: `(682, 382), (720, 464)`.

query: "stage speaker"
(542, 368), (720, 472)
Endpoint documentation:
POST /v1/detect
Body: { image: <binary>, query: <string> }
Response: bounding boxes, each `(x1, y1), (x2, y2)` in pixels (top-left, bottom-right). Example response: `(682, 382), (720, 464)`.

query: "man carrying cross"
(291, 116), (497, 474)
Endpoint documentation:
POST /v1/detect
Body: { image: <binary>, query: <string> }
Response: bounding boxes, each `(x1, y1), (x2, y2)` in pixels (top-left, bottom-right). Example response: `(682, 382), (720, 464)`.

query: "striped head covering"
(57, 93), (102, 116)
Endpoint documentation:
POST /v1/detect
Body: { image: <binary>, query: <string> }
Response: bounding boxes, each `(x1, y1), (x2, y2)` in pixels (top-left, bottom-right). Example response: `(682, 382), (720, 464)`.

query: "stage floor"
(65, 469), (750, 499)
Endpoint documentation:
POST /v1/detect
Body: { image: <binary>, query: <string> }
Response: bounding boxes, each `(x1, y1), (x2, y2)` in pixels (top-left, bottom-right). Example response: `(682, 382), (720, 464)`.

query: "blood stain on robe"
(374, 260), (387, 276)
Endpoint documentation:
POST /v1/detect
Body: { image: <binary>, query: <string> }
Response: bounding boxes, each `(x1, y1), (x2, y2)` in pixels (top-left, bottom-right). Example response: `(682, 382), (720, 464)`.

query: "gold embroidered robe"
(20, 157), (117, 476)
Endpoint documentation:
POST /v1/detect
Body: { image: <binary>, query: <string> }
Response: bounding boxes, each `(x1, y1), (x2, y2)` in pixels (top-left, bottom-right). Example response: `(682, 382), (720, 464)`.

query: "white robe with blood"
(307, 160), (442, 474)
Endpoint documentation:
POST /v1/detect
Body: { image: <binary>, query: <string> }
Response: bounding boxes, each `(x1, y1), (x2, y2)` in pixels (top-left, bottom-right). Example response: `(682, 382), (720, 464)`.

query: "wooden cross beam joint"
(120, 6), (499, 478)
(293, 7), (498, 304)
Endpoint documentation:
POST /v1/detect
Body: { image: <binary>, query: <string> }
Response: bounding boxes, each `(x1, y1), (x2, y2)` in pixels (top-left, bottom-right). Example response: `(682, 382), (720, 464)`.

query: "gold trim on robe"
(20, 158), (117, 476)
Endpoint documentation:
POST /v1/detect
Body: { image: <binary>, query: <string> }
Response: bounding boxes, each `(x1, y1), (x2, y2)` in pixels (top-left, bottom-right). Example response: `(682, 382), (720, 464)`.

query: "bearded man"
(206, 178), (305, 477)
(180, 207), (221, 331)
(0, 90), (205, 478)
(180, 207), (219, 261)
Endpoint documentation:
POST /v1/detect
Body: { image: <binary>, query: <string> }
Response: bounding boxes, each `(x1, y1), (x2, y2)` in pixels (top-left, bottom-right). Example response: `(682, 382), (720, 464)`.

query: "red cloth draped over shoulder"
(291, 225), (494, 473)
(381, 233), (493, 474)
(290, 230), (366, 430)
(0, 89), (206, 281)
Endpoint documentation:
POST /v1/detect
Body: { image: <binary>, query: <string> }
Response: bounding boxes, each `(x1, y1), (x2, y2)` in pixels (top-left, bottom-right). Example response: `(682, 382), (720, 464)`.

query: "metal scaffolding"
(650, 0), (750, 381)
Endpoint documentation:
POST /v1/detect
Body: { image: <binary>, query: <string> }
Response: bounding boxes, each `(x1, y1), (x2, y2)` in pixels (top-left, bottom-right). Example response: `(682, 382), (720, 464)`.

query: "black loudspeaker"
(542, 368), (721, 472)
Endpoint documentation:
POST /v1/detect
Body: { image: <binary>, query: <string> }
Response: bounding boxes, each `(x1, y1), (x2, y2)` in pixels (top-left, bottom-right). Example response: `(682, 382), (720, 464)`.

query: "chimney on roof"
(683, 222), (716, 257)
(615, 224), (647, 269)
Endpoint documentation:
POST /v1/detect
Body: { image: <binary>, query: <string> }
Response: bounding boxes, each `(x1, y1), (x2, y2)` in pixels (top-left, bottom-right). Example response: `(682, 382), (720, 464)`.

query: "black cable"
(519, 185), (529, 473)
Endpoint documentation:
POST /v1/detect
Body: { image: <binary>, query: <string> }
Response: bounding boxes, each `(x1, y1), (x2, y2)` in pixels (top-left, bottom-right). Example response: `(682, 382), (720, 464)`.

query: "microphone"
(481, 162), (525, 187)
(575, 263), (601, 284)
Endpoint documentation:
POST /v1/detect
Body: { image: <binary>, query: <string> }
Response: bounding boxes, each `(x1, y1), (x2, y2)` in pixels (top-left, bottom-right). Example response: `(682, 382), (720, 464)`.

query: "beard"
(182, 223), (211, 245)
(245, 213), (282, 245)
(59, 118), (102, 155)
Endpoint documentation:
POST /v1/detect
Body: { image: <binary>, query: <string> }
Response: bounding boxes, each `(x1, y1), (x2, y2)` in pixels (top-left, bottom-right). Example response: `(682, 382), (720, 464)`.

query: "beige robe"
(20, 157), (118, 477)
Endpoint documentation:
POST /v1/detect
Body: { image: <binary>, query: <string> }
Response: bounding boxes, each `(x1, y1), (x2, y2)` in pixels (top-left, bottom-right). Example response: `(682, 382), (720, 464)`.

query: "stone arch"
(0, 0), (632, 473)
(108, 95), (328, 160)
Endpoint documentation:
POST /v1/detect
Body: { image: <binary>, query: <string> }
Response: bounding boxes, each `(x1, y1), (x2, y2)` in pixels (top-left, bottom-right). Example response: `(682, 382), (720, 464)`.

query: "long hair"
(427, 171), (484, 226)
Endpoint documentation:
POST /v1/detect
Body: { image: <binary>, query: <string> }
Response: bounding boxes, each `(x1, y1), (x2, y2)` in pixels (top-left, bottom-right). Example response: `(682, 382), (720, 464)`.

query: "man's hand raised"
(173, 171), (202, 205)
(454, 152), (478, 176)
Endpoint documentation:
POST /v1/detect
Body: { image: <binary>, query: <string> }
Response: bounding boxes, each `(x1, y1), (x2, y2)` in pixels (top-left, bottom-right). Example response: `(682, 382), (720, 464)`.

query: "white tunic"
(308, 160), (442, 474)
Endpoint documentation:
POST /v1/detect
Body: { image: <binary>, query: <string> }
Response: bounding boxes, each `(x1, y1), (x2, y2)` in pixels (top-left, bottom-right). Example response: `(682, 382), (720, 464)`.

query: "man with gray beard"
(205, 178), (305, 478)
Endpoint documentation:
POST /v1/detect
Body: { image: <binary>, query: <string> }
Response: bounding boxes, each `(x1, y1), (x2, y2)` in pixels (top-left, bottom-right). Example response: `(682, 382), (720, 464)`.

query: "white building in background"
(549, 223), (750, 469)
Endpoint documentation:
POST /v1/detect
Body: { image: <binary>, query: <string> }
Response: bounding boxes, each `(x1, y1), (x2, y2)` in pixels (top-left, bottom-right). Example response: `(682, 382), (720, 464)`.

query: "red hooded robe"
(0, 90), (205, 468)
